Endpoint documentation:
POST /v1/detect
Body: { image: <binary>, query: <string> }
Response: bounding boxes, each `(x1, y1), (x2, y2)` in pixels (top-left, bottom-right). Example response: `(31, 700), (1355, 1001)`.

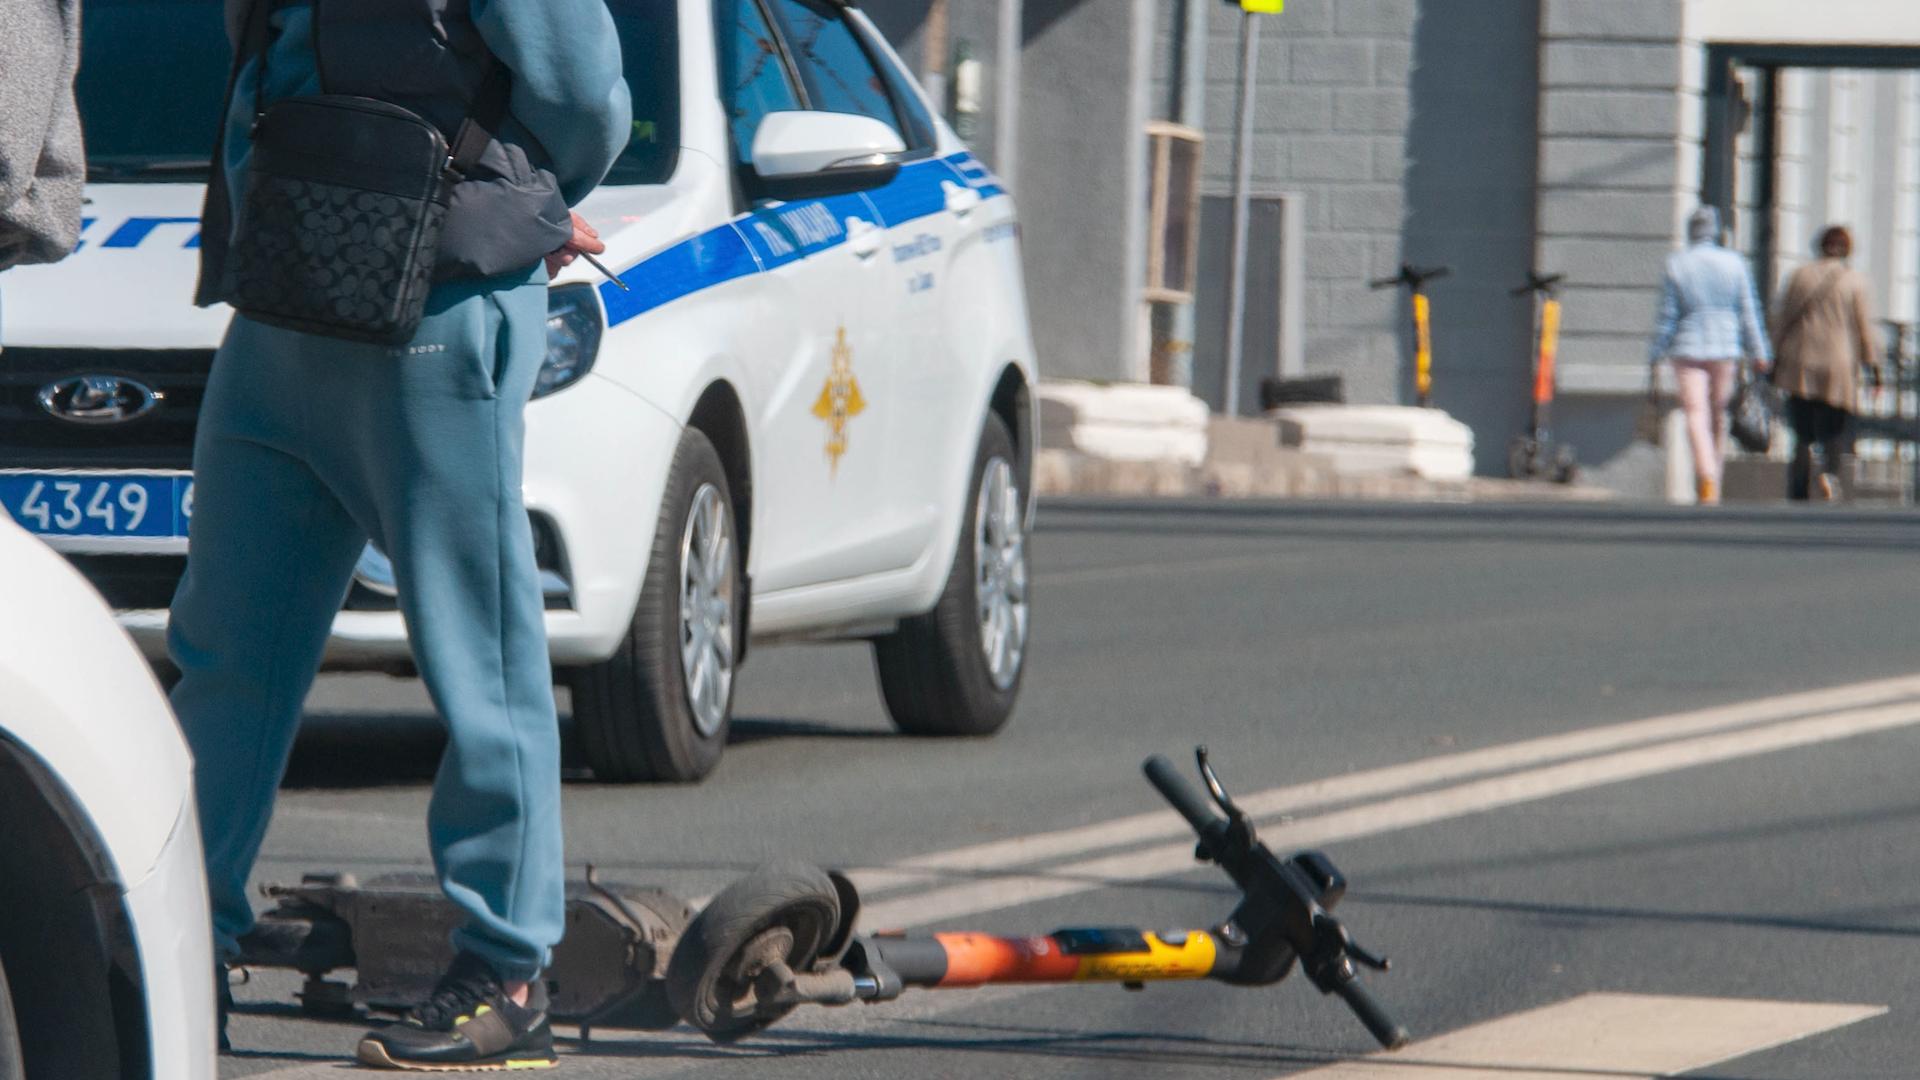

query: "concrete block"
(1542, 90), (1684, 139)
(1538, 235), (1677, 287)
(1250, 0), (1331, 35)
(1541, 0), (1683, 42)
(1332, 87), (1411, 133)
(1269, 404), (1475, 480)
(1371, 136), (1407, 183)
(1373, 40), (1413, 86)
(1288, 136), (1373, 180)
(1537, 189), (1680, 238)
(1305, 330), (1378, 370)
(1556, 335), (1661, 391)
(1318, 283), (1399, 328)
(1334, 0), (1415, 38)
(1036, 380), (1210, 467)
(1328, 185), (1405, 230)
(1304, 279), (1333, 323)
(1306, 234), (1372, 280)
(1542, 42), (1682, 89)
(1537, 135), (1683, 189)
(1291, 39), (1373, 85)
(1209, 85), (1332, 133)
(1370, 234), (1405, 277)
(1556, 285), (1662, 337)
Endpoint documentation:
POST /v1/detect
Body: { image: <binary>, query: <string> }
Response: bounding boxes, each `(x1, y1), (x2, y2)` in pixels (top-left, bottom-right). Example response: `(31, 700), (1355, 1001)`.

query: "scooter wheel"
(1507, 436), (1542, 480)
(666, 861), (841, 1042)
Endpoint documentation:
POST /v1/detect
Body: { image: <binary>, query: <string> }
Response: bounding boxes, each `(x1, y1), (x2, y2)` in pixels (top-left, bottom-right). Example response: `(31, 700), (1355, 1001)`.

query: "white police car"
(0, 0), (1037, 782)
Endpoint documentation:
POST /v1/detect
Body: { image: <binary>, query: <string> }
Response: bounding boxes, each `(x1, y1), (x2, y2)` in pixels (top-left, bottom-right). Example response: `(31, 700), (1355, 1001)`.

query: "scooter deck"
(238, 871), (693, 1030)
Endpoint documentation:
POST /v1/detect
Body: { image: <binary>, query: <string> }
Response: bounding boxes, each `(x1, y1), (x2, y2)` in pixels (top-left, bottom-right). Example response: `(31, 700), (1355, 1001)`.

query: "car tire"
(873, 414), (1027, 736)
(571, 428), (740, 783)
(0, 954), (21, 1080)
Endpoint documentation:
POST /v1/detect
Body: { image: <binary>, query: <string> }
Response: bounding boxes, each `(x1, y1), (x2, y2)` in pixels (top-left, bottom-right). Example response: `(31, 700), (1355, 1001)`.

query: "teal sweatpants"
(168, 265), (563, 981)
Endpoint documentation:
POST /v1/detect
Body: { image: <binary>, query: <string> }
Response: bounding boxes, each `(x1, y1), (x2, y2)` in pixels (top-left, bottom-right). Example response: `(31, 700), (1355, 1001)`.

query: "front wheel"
(872, 414), (1027, 736)
(570, 428), (740, 782)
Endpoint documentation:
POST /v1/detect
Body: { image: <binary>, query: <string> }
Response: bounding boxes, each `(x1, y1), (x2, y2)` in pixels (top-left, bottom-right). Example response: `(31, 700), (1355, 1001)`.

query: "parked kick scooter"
(1370, 264), (1451, 408)
(1507, 270), (1578, 483)
(663, 748), (1412, 1050)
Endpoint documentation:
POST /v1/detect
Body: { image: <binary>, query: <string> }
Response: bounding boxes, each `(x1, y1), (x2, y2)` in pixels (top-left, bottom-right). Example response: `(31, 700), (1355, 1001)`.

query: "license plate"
(0, 472), (193, 540)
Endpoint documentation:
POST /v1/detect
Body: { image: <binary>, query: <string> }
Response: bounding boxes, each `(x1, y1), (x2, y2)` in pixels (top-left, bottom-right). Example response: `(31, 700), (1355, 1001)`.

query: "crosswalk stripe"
(1287, 992), (1884, 1078)
(846, 674), (1920, 898)
(857, 698), (1920, 929)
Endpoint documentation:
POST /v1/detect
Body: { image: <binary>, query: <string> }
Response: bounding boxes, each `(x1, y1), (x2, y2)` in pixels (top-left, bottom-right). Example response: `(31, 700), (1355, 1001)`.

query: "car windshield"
(77, 0), (679, 187)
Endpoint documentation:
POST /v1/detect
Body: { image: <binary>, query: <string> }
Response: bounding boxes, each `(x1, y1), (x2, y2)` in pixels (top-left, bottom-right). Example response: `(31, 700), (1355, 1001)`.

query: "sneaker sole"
(355, 1040), (558, 1072)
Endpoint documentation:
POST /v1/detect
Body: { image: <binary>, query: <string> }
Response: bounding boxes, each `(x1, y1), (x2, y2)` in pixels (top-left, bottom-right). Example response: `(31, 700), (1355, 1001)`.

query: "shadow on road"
(281, 711), (895, 789)
(558, 1015), (1347, 1072)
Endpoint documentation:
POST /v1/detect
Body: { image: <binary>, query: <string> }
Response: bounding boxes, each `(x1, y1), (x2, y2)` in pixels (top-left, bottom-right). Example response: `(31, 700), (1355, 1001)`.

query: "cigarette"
(580, 251), (628, 291)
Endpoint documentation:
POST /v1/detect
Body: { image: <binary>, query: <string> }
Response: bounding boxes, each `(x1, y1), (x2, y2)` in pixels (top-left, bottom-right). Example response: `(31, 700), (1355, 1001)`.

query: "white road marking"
(859, 697), (1920, 928)
(848, 674), (1920, 897)
(1288, 992), (1884, 1078)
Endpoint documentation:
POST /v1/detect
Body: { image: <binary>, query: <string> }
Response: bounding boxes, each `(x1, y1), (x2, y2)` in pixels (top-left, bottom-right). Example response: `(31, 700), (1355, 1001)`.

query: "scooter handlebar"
(1332, 977), (1411, 1050)
(1143, 754), (1225, 837)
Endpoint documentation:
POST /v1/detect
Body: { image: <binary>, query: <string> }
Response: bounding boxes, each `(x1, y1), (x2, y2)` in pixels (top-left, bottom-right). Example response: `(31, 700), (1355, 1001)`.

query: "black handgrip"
(1333, 977), (1410, 1049)
(1142, 755), (1223, 837)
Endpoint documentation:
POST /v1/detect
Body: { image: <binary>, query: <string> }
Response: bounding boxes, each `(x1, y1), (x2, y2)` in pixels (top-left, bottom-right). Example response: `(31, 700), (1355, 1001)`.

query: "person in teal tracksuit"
(170, 0), (629, 1067)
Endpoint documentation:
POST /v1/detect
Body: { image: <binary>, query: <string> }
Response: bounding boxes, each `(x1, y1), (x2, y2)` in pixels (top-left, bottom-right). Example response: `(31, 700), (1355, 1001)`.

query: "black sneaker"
(355, 953), (556, 1071)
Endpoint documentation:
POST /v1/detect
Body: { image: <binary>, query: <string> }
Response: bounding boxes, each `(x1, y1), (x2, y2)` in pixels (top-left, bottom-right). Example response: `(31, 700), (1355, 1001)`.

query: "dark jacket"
(196, 0), (631, 304)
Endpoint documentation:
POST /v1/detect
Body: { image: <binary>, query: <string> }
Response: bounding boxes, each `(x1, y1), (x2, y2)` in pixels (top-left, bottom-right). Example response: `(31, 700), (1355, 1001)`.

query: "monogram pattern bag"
(223, 0), (506, 345)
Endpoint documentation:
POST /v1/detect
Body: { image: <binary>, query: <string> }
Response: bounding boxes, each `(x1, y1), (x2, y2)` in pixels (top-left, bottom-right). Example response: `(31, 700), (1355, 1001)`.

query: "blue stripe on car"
(597, 152), (1007, 327)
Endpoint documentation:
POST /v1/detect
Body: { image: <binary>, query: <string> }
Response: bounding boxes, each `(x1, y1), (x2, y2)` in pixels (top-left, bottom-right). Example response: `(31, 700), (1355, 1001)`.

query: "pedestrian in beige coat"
(1769, 226), (1883, 501)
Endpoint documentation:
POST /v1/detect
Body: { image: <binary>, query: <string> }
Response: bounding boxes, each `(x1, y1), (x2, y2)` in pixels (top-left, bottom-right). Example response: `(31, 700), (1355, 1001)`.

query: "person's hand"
(545, 212), (604, 277)
(1750, 357), (1771, 377)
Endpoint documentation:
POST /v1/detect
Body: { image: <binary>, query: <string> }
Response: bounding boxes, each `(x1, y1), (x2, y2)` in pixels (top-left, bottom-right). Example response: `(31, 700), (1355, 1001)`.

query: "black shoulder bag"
(224, 0), (508, 345)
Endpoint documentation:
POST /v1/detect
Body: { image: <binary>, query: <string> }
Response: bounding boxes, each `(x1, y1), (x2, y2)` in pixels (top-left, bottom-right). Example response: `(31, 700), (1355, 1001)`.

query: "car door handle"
(942, 181), (982, 218)
(846, 217), (883, 260)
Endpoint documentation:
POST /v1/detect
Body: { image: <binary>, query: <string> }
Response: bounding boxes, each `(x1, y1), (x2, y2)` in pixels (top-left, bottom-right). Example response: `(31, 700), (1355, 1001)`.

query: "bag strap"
(254, 0), (509, 174)
(446, 61), (511, 177)
(1775, 263), (1846, 340)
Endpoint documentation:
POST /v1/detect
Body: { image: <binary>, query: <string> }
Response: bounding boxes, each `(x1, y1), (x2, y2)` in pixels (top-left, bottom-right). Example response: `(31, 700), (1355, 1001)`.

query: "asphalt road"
(221, 498), (1920, 1078)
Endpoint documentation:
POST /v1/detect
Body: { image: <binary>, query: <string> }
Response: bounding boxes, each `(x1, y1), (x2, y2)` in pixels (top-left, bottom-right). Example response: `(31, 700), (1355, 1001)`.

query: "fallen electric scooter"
(240, 749), (1409, 1050)
(666, 748), (1409, 1049)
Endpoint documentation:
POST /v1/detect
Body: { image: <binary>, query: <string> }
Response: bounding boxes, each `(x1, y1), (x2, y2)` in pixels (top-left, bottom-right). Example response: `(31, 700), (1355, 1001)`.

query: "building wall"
(1014, 0), (1154, 382)
(1401, 0), (1543, 472)
(1179, 0), (1422, 407)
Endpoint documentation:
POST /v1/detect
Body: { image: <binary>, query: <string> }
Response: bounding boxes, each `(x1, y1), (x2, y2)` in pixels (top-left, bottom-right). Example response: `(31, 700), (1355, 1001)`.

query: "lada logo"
(37, 374), (164, 425)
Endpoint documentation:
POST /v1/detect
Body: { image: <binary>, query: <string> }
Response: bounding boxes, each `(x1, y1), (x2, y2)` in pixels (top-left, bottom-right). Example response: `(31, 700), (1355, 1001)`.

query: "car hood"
(0, 179), (714, 350)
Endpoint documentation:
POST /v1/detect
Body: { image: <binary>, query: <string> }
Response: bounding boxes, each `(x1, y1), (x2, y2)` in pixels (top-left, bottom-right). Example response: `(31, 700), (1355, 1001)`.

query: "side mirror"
(749, 111), (907, 199)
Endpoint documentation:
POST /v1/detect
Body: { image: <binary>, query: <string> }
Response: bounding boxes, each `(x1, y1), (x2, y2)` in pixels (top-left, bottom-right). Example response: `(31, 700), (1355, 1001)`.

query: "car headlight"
(534, 283), (604, 399)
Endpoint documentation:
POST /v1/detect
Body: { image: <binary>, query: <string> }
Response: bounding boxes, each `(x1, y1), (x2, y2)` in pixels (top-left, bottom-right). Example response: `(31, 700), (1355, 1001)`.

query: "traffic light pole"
(1220, 7), (1261, 416)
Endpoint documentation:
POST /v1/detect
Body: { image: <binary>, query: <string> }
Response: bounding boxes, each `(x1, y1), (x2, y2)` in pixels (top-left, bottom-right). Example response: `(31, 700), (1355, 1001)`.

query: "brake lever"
(1346, 937), (1392, 973)
(1196, 747), (1246, 823)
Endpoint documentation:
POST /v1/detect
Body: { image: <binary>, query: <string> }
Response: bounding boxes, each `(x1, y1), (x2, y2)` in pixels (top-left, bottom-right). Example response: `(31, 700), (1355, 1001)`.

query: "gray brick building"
(873, 0), (1920, 490)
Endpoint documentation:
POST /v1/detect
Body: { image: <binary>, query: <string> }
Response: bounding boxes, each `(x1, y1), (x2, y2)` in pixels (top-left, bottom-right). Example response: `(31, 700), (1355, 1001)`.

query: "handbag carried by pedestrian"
(1727, 363), (1776, 454)
(220, 0), (508, 345)
(1633, 359), (1664, 446)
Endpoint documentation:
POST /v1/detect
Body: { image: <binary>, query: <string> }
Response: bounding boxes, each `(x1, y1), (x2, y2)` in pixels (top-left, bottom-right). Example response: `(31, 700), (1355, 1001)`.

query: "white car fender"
(0, 519), (190, 887)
